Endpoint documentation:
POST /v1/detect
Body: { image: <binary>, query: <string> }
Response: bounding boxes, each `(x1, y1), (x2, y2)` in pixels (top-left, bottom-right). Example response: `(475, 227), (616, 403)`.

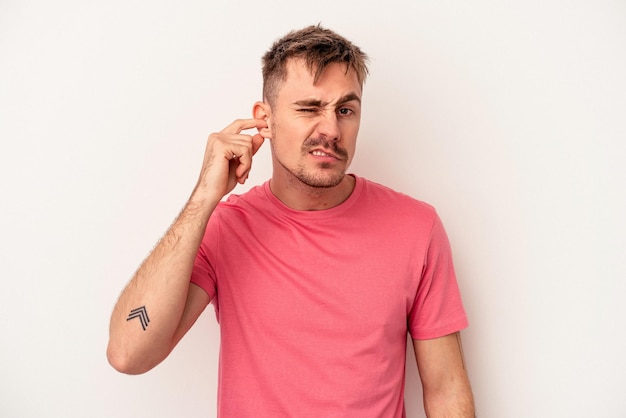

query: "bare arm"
(107, 118), (266, 374)
(413, 332), (475, 417)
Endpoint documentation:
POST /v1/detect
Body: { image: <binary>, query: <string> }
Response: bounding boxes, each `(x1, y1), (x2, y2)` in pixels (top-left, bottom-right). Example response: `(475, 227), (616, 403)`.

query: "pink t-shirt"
(191, 175), (468, 417)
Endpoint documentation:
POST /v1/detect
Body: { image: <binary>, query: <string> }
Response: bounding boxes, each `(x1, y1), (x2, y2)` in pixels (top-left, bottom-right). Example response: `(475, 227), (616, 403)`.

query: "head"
(261, 25), (369, 109)
(254, 26), (370, 192)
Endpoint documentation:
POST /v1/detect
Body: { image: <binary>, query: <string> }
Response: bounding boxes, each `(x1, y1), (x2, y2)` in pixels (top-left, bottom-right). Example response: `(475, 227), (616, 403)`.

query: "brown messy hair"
(261, 25), (369, 107)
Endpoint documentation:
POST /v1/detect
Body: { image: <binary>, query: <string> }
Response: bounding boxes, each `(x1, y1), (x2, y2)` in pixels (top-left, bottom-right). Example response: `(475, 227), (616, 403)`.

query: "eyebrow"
(293, 93), (361, 108)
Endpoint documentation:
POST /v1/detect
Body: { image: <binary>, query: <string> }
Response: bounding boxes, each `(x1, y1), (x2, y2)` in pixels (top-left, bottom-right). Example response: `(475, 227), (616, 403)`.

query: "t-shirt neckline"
(262, 174), (364, 219)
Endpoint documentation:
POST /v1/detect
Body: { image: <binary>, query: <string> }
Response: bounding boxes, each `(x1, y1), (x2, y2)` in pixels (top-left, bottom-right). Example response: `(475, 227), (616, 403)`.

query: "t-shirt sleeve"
(408, 213), (469, 339)
(189, 213), (219, 302)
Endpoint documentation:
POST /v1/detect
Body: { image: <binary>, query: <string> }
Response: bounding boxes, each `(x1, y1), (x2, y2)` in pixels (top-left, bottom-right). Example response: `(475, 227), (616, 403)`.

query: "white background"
(1, 1), (625, 417)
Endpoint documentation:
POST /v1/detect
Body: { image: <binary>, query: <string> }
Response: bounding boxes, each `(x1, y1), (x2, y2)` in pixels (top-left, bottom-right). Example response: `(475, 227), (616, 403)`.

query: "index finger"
(221, 118), (268, 134)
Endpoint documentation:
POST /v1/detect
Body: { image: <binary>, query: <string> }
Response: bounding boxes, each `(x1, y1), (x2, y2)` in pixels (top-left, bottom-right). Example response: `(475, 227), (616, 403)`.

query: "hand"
(194, 118), (267, 202)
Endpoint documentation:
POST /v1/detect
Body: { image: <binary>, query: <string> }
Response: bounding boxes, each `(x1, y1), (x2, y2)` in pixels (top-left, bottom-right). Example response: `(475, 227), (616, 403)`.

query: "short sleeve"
(408, 214), (468, 339)
(189, 213), (219, 303)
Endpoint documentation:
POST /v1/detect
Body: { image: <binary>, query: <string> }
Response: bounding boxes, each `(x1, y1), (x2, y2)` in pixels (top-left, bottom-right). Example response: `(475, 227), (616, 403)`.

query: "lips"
(303, 138), (348, 160)
(310, 149), (337, 158)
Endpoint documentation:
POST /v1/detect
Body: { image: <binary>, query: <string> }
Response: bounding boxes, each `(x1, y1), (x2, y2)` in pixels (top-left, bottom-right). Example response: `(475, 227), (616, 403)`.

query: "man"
(107, 25), (475, 417)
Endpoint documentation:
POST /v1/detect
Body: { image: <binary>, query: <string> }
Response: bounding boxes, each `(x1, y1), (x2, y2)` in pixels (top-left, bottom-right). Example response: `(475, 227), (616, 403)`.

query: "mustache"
(302, 138), (349, 159)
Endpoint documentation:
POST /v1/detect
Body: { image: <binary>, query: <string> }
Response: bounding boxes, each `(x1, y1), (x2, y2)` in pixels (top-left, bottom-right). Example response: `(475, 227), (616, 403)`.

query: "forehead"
(276, 59), (362, 102)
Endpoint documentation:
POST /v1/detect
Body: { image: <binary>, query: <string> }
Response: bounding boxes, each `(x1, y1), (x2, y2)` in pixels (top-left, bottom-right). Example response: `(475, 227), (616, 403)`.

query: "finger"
(234, 148), (253, 180)
(216, 135), (257, 157)
(224, 134), (262, 171)
(251, 134), (265, 155)
(208, 133), (253, 162)
(239, 138), (263, 181)
(227, 135), (263, 185)
(225, 137), (254, 159)
(221, 118), (268, 135)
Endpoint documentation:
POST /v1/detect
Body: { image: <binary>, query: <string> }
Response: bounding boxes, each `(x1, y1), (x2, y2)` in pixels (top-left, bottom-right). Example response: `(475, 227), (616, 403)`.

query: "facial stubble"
(271, 126), (350, 189)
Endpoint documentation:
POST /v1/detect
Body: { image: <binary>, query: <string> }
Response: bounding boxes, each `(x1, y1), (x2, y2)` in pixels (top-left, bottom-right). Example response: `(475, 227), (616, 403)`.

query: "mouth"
(303, 138), (349, 161)
(309, 148), (346, 161)
(311, 149), (336, 158)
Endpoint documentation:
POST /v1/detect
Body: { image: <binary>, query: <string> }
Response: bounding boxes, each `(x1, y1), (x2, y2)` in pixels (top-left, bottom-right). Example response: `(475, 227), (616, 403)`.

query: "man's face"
(265, 59), (362, 189)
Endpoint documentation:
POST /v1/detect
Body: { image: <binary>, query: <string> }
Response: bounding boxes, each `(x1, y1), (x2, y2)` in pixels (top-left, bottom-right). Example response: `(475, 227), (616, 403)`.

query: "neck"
(269, 174), (356, 211)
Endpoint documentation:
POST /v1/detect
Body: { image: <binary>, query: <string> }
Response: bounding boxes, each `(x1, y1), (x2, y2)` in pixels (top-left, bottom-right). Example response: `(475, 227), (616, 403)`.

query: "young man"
(107, 25), (475, 417)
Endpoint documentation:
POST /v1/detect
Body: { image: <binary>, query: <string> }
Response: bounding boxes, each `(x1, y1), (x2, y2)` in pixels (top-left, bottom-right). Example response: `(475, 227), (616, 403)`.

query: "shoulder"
(203, 183), (272, 234)
(357, 176), (438, 219)
(215, 183), (269, 213)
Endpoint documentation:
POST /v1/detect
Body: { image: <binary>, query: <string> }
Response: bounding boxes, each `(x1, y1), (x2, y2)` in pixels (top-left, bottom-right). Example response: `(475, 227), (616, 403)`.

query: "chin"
(296, 170), (346, 188)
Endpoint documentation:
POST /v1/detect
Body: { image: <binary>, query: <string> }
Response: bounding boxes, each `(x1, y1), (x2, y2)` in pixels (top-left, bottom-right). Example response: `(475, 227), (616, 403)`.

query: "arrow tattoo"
(127, 306), (150, 331)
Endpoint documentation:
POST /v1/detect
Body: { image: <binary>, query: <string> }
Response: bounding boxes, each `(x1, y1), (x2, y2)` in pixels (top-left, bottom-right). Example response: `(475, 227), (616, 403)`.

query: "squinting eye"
(298, 108), (317, 113)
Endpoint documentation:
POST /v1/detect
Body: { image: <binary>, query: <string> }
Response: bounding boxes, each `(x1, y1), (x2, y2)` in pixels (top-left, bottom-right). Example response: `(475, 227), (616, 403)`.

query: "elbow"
(106, 342), (154, 375)
(423, 384), (475, 418)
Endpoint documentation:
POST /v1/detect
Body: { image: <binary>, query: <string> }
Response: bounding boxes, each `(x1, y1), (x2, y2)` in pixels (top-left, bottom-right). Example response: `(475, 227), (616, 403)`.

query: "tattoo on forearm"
(126, 306), (150, 331)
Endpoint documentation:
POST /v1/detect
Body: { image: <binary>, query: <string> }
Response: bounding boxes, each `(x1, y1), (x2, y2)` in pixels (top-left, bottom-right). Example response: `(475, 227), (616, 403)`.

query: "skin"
(107, 58), (474, 417)
(415, 333), (475, 416)
(253, 59), (362, 210)
(106, 117), (265, 374)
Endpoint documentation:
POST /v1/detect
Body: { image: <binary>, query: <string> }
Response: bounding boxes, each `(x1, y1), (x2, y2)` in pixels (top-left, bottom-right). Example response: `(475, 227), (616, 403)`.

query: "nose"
(315, 111), (340, 141)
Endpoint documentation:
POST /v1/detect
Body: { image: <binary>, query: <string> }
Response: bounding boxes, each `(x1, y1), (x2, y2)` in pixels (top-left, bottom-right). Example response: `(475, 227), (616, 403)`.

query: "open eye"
(337, 107), (354, 116)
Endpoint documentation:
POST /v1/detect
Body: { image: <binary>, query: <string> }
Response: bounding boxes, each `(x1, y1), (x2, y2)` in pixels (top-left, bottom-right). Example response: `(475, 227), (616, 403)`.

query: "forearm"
(415, 333), (475, 418)
(423, 378), (475, 418)
(107, 195), (217, 374)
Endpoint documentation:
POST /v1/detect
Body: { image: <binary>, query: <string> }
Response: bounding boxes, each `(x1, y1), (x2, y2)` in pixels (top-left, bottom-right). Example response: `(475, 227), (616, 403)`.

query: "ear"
(253, 101), (273, 139)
